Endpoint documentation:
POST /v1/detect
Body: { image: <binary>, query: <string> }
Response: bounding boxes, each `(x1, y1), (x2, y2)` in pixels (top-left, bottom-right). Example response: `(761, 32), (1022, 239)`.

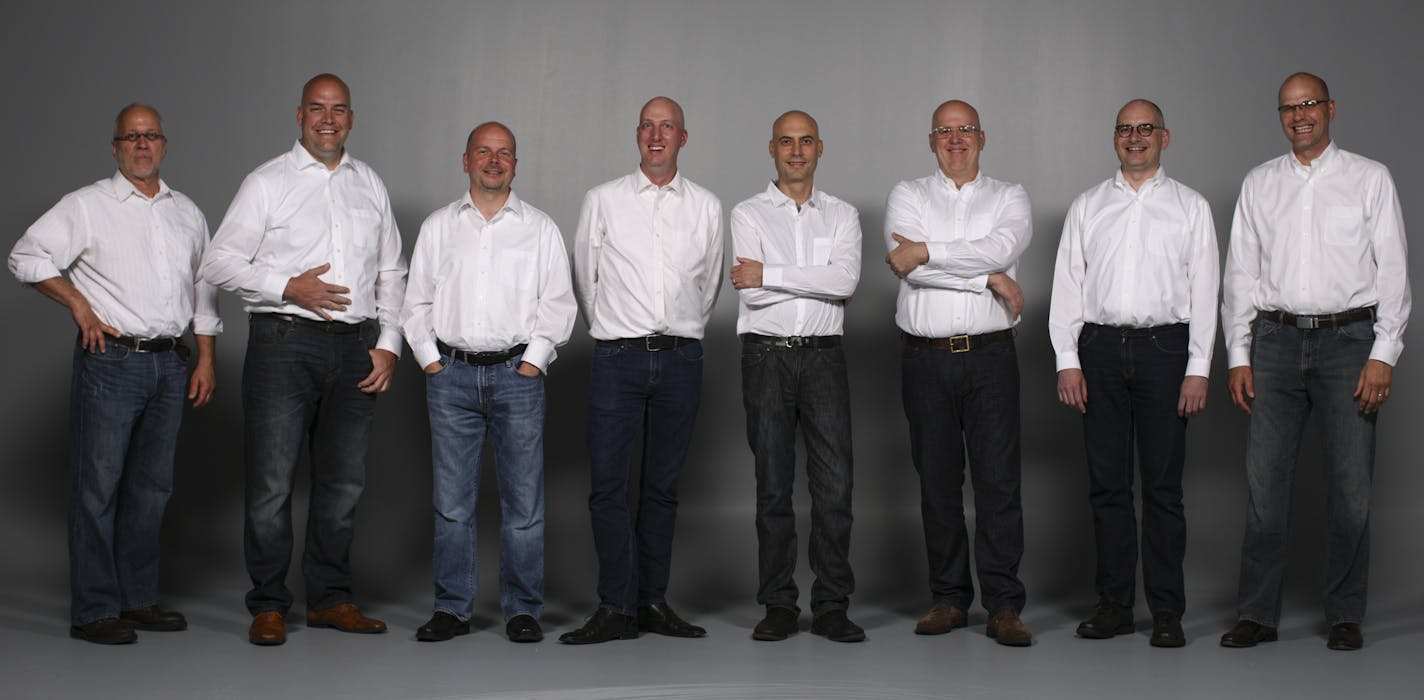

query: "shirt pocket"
(811, 237), (834, 266)
(1147, 220), (1185, 259)
(1324, 205), (1364, 247)
(347, 208), (383, 251)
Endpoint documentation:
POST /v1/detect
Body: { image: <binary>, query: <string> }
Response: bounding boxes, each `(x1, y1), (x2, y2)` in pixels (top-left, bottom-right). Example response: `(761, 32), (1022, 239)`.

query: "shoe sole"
(1150, 636), (1186, 648)
(120, 620), (187, 632)
(307, 620), (387, 633)
(1219, 632), (1277, 648)
(752, 629), (792, 641)
(417, 625), (470, 642)
(1076, 623), (1134, 639)
(812, 630), (866, 643)
(914, 621), (966, 635)
(248, 635), (286, 646)
(70, 627), (137, 645)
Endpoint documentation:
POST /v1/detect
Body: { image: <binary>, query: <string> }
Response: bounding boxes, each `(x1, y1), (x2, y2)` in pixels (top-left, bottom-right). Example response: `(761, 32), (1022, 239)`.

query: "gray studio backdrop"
(2, 0), (1419, 623)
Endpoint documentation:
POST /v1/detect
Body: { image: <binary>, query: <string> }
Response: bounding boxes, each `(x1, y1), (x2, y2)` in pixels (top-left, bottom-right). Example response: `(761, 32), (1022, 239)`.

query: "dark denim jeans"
(901, 336), (1026, 614)
(67, 339), (187, 625)
(426, 353), (545, 622)
(1078, 323), (1189, 616)
(1236, 317), (1376, 627)
(242, 314), (378, 615)
(741, 341), (854, 616)
(586, 339), (702, 616)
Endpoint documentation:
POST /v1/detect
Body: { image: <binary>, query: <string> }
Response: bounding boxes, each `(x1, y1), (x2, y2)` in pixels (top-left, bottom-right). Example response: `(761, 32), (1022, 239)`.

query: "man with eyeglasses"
(885, 100), (1034, 646)
(1219, 72), (1409, 652)
(200, 73), (408, 646)
(9, 103), (220, 644)
(562, 96), (723, 644)
(401, 122), (576, 644)
(730, 110), (863, 643)
(1048, 99), (1219, 648)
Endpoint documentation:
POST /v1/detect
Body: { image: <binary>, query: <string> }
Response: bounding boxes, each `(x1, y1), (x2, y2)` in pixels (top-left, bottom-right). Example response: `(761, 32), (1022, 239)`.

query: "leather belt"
(112, 335), (181, 352)
(903, 329), (1014, 353)
(1258, 306), (1375, 330)
(1085, 322), (1187, 338)
(740, 333), (842, 349)
(438, 341), (528, 366)
(256, 312), (364, 334)
(604, 335), (694, 351)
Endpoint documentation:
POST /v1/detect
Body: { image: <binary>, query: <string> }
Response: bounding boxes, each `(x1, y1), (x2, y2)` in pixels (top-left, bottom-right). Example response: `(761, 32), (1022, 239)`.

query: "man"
(9, 104), (219, 644)
(1219, 72), (1408, 652)
(401, 122), (575, 644)
(885, 99), (1034, 646)
(200, 73), (408, 646)
(1048, 99), (1219, 648)
(563, 96), (723, 644)
(730, 111), (863, 643)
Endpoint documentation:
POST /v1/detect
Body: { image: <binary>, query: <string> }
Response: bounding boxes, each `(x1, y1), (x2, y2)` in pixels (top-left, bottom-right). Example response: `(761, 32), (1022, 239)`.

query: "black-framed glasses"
(113, 132), (166, 144)
(930, 125), (982, 138)
(1277, 98), (1329, 114)
(1114, 123), (1163, 138)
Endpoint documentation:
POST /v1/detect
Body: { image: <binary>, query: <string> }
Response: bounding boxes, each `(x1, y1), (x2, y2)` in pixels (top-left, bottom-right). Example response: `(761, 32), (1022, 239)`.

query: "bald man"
(885, 99), (1034, 646)
(731, 111), (863, 642)
(565, 96), (724, 644)
(9, 103), (220, 644)
(1219, 73), (1409, 652)
(1048, 99), (1219, 648)
(202, 73), (408, 646)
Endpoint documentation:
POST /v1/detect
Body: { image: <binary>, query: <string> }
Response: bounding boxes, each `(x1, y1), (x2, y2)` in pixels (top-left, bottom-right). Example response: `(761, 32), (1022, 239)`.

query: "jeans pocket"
(740, 344), (769, 368)
(1335, 320), (1376, 343)
(250, 319), (291, 346)
(593, 342), (624, 359)
(1150, 328), (1189, 355)
(87, 342), (132, 362)
(675, 340), (704, 362)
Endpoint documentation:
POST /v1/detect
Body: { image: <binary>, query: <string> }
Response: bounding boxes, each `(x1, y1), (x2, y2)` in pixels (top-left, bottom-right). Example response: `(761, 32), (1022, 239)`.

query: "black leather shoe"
(636, 603), (706, 638)
(70, 617), (137, 645)
(506, 614), (543, 643)
(811, 609), (865, 643)
(416, 612), (469, 642)
(559, 608), (637, 644)
(1076, 601), (1134, 639)
(1220, 619), (1277, 648)
(752, 606), (799, 641)
(1149, 612), (1185, 648)
(1327, 622), (1362, 651)
(120, 605), (187, 631)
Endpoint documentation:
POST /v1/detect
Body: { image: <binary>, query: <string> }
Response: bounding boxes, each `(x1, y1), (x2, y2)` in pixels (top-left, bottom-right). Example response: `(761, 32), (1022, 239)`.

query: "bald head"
(641, 96), (685, 131)
(1117, 99), (1165, 128)
(467, 121), (516, 156)
(302, 73), (351, 105)
(928, 100), (985, 186)
(113, 103), (163, 138)
(772, 110), (819, 139)
(636, 96), (688, 185)
(1279, 72), (1329, 103)
(931, 100), (980, 131)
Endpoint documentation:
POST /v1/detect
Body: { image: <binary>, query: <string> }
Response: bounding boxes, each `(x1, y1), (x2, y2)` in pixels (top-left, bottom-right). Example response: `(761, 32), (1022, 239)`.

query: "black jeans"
(742, 341), (854, 615)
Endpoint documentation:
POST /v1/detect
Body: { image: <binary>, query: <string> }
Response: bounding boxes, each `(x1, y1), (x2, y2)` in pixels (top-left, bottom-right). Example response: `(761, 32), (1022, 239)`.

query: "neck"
(944, 168), (978, 190)
(775, 179), (813, 206)
(1120, 165), (1158, 191)
(640, 163), (677, 187)
(301, 141), (343, 171)
(123, 172), (160, 198)
(470, 187), (511, 221)
(1293, 138), (1330, 166)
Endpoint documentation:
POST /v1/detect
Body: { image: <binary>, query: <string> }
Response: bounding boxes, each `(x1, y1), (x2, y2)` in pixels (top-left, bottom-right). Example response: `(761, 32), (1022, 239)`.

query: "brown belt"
(902, 329), (1014, 353)
(1258, 306), (1374, 330)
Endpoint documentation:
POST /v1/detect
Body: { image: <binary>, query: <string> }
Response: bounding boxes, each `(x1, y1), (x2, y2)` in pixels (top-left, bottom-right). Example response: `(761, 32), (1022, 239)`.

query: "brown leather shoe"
(915, 602), (968, 635)
(249, 611), (286, 646)
(306, 602), (387, 634)
(986, 610), (1032, 647)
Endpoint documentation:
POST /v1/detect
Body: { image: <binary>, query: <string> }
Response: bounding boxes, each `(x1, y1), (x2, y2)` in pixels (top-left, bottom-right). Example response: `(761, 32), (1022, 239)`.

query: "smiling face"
(111, 105), (166, 192)
(928, 100), (984, 187)
(1277, 73), (1334, 164)
(636, 96), (687, 185)
(769, 111), (822, 190)
(297, 74), (353, 168)
(1113, 100), (1169, 180)
(462, 122), (517, 196)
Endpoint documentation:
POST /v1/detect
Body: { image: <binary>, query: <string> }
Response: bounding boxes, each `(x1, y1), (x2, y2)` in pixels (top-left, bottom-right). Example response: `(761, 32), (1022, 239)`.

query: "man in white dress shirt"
(885, 99), (1034, 646)
(201, 73), (408, 646)
(730, 111), (863, 643)
(9, 104), (219, 644)
(401, 122), (575, 645)
(1048, 99), (1218, 648)
(1219, 73), (1409, 652)
(562, 96), (723, 644)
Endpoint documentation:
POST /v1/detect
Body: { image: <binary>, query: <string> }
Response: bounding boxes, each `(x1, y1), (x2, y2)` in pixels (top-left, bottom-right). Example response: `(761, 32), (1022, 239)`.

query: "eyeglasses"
(1114, 123), (1163, 138)
(113, 132), (167, 144)
(1277, 98), (1329, 114)
(930, 125), (982, 138)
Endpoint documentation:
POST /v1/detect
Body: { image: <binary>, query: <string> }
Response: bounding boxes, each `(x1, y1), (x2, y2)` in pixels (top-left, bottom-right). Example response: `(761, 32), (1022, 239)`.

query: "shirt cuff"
(192, 315), (223, 337)
(376, 327), (404, 357)
(522, 338), (556, 373)
(1055, 351), (1082, 372)
(260, 271), (290, 306)
(1227, 346), (1251, 369)
(11, 260), (61, 285)
(761, 265), (784, 289)
(411, 339), (440, 370)
(1369, 339), (1403, 367)
(1184, 358), (1211, 378)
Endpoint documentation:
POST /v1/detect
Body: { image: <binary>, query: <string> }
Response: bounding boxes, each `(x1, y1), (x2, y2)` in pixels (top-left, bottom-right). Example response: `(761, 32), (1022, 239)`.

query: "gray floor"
(5, 582), (1421, 700)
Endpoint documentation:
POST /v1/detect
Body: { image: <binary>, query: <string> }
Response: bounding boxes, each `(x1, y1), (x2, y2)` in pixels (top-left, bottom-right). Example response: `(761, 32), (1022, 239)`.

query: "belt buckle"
(784, 336), (804, 348)
(1297, 316), (1320, 330)
(949, 335), (971, 353)
(132, 337), (153, 352)
(644, 336), (660, 351)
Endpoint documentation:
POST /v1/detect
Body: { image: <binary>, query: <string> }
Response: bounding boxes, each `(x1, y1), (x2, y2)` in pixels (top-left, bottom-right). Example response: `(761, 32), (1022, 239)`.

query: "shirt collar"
(290, 139), (353, 172)
(1287, 140), (1339, 175)
(108, 170), (170, 202)
(459, 189), (524, 223)
(1112, 165), (1167, 193)
(934, 168), (980, 192)
(634, 167), (682, 194)
(764, 181), (819, 209)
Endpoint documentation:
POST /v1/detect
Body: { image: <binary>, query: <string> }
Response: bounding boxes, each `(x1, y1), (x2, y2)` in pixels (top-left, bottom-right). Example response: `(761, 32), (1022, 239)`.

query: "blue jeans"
(1236, 317), (1376, 627)
(1078, 323), (1189, 616)
(426, 353), (545, 621)
(741, 341), (855, 615)
(242, 314), (378, 615)
(67, 339), (187, 625)
(586, 339), (703, 615)
(901, 336), (1026, 614)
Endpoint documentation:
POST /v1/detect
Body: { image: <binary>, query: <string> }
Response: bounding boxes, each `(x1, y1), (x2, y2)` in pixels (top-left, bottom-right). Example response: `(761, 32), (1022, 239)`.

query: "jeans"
(426, 353), (545, 621)
(901, 336), (1026, 614)
(586, 339), (702, 616)
(68, 339), (188, 625)
(1078, 323), (1189, 616)
(242, 314), (378, 615)
(741, 341), (854, 615)
(1236, 317), (1376, 627)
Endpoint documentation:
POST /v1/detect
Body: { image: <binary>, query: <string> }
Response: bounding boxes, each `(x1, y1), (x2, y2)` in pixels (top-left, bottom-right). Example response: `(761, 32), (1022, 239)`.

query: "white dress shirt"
(884, 170), (1033, 336)
(400, 191), (576, 372)
(9, 171), (222, 339)
(1222, 143), (1410, 367)
(200, 141), (408, 354)
(731, 183), (861, 337)
(1048, 167), (1220, 377)
(573, 168), (724, 340)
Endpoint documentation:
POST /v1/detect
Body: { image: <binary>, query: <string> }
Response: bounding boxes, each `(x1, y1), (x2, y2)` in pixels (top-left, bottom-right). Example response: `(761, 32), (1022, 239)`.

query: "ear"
(679, 129), (688, 147)
(815, 139), (824, 158)
(1160, 128), (1171, 151)
(1327, 99), (1337, 122)
(768, 139), (776, 160)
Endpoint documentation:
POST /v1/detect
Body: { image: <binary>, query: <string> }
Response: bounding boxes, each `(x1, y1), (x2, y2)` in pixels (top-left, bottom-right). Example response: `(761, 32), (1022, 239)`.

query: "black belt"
(740, 333), (842, 349)
(1084, 322), (1187, 338)
(112, 335), (181, 353)
(1258, 306), (1375, 330)
(438, 341), (528, 366)
(255, 312), (365, 334)
(903, 329), (1014, 353)
(603, 335), (694, 351)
